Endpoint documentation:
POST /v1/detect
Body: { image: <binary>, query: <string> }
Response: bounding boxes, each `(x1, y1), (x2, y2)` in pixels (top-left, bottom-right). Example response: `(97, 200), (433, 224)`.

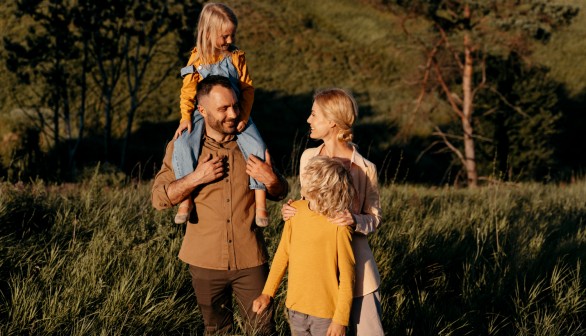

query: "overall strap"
(180, 65), (196, 78)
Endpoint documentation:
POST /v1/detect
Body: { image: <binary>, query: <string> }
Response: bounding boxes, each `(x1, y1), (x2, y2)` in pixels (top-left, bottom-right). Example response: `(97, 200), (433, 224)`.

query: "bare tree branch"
(434, 126), (466, 168)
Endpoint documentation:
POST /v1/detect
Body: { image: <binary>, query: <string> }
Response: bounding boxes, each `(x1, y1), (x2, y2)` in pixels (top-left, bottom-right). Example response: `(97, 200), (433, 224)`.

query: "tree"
(119, 0), (201, 169)
(474, 53), (563, 181)
(395, 0), (579, 186)
(4, 0), (86, 178)
(3, 0), (195, 178)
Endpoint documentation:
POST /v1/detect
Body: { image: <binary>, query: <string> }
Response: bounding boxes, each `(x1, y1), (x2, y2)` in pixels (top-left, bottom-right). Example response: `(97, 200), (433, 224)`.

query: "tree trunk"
(462, 32), (478, 187)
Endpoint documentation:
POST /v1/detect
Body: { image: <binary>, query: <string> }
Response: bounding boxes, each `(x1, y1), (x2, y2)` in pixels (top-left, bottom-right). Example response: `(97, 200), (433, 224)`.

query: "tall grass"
(375, 182), (586, 335)
(1, 174), (586, 334)
(0, 175), (201, 335)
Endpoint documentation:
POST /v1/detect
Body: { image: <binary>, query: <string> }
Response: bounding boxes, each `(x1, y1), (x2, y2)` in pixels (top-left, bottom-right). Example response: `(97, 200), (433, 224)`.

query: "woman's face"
(307, 101), (334, 140)
(214, 22), (236, 55)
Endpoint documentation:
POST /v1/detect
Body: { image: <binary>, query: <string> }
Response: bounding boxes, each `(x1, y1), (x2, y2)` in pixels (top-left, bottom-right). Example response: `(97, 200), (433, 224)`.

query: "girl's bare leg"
(174, 198), (193, 224)
(255, 189), (269, 227)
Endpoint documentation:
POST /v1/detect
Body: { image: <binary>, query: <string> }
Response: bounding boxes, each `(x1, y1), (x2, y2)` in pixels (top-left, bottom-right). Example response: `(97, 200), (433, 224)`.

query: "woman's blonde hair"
(301, 156), (355, 218)
(313, 88), (358, 143)
(196, 3), (238, 65)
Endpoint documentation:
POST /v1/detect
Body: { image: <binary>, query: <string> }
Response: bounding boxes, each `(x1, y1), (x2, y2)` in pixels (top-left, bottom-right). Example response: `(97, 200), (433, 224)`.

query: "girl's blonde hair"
(313, 88), (358, 143)
(196, 3), (238, 65)
(301, 156), (355, 218)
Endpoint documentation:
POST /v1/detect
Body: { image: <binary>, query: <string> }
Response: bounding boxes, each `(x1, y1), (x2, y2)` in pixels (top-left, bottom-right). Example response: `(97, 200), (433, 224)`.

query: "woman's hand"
(329, 210), (355, 227)
(174, 120), (192, 139)
(281, 199), (297, 221)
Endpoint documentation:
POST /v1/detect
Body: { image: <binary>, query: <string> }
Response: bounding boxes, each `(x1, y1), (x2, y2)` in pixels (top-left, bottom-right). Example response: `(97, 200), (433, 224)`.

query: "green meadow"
(2, 0), (586, 334)
(1, 173), (585, 335)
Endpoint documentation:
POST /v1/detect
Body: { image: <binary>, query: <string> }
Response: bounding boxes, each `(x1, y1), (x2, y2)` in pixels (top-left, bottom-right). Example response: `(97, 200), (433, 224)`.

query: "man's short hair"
(196, 75), (234, 102)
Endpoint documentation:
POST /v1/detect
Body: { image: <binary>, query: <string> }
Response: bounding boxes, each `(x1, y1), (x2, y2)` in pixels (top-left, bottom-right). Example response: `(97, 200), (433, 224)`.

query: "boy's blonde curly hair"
(301, 156), (355, 218)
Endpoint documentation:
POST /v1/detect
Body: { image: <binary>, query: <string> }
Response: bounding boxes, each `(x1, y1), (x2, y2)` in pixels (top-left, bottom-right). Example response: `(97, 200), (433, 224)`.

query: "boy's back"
(262, 199), (355, 326)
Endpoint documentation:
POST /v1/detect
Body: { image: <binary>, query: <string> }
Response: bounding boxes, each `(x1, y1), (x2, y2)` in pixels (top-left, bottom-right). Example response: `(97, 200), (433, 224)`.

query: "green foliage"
(385, 0), (581, 184)
(0, 0), (585, 183)
(473, 54), (563, 181)
(1, 179), (586, 334)
(1, 0), (196, 178)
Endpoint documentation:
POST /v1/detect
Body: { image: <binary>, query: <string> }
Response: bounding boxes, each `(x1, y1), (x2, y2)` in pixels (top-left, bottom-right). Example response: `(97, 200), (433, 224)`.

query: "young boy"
(252, 156), (356, 336)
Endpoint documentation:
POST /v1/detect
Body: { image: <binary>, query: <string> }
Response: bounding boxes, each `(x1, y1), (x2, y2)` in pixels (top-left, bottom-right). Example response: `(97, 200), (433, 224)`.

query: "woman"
(282, 88), (384, 335)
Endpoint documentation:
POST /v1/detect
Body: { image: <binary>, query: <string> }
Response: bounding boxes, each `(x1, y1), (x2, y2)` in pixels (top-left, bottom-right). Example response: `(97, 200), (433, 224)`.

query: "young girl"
(172, 2), (268, 226)
(282, 89), (384, 335)
(253, 156), (356, 336)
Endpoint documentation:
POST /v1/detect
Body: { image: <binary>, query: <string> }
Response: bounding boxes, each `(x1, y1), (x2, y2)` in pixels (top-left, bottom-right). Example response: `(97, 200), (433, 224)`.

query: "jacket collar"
(315, 143), (368, 169)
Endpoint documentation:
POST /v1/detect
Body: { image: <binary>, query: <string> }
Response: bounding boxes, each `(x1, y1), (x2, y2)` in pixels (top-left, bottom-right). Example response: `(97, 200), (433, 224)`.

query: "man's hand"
(166, 154), (224, 206)
(252, 294), (271, 315)
(174, 120), (192, 139)
(326, 322), (346, 336)
(191, 154), (225, 185)
(246, 150), (274, 184)
(329, 210), (355, 227)
(281, 199), (297, 221)
(246, 150), (287, 199)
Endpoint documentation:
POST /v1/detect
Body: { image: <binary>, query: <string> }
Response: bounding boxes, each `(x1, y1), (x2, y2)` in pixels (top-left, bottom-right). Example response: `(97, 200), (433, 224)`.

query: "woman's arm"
(330, 163), (382, 235)
(353, 163), (382, 235)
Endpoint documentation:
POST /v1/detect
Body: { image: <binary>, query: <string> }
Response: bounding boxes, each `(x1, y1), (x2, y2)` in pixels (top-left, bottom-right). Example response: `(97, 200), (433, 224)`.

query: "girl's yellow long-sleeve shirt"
(262, 200), (355, 326)
(179, 47), (254, 124)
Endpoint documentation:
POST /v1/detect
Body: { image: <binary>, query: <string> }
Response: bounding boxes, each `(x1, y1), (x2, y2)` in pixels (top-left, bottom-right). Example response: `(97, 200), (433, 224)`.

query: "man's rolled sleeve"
(151, 141), (177, 210)
(267, 170), (289, 202)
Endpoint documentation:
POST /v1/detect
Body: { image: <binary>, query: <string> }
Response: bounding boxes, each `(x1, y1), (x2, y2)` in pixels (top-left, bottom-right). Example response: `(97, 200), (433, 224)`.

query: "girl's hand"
(252, 294), (271, 314)
(237, 120), (246, 132)
(329, 210), (355, 227)
(326, 322), (346, 336)
(174, 120), (192, 139)
(281, 199), (297, 221)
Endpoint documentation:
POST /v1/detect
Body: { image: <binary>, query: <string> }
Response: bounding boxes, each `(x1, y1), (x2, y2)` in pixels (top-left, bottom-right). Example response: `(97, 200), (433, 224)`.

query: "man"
(152, 75), (287, 335)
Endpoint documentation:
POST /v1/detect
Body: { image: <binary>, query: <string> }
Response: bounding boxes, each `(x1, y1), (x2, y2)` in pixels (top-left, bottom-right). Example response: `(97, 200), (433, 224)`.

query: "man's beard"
(208, 114), (238, 135)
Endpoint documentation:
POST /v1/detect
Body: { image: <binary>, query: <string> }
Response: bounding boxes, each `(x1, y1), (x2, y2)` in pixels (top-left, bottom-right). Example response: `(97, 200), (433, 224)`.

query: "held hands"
(173, 120), (192, 140)
(329, 210), (355, 227)
(281, 199), (297, 221)
(252, 294), (271, 315)
(326, 322), (346, 336)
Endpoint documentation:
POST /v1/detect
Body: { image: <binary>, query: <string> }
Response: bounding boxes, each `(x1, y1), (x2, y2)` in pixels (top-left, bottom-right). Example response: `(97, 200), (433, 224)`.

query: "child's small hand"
(236, 120), (246, 132)
(326, 322), (346, 336)
(281, 199), (297, 221)
(174, 120), (192, 139)
(252, 294), (271, 314)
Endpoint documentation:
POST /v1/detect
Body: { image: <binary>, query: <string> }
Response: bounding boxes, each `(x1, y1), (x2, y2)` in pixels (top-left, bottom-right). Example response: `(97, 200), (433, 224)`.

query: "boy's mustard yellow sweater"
(262, 200), (355, 326)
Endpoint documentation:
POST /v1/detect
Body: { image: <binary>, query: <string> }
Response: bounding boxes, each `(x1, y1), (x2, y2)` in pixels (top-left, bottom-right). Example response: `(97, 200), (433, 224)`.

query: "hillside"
(223, 0), (436, 178)
(533, 0), (586, 97)
(0, 0), (585, 182)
